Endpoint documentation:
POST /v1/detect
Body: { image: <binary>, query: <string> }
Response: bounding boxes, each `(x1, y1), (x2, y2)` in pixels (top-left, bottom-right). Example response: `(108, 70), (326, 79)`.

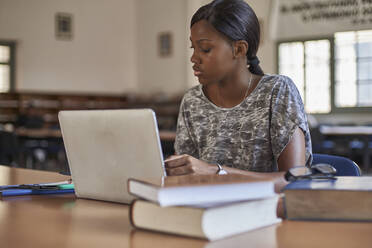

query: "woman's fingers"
(166, 164), (193, 176)
(165, 155), (189, 168)
(165, 155), (194, 175)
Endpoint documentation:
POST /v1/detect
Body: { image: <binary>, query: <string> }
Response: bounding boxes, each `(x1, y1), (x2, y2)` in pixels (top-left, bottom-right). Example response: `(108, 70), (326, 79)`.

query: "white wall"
(0, 0), (275, 95)
(136, 0), (188, 95)
(0, 0), (138, 94)
(248, 0), (276, 74)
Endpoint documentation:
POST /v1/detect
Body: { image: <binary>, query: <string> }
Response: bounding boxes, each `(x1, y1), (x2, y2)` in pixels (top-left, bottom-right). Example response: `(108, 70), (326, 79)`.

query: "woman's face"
(190, 20), (236, 85)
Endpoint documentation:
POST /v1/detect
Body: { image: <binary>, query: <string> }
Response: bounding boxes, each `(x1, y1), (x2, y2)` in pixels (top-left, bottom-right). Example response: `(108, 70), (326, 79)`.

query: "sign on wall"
(55, 13), (73, 41)
(270, 0), (372, 40)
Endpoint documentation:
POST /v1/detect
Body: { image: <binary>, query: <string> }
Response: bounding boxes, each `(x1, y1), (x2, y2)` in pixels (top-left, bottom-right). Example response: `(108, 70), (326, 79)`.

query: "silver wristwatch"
(216, 163), (227, 175)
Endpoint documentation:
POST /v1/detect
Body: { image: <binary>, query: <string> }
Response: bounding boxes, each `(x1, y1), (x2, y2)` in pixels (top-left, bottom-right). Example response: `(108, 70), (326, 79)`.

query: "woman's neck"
(204, 68), (258, 108)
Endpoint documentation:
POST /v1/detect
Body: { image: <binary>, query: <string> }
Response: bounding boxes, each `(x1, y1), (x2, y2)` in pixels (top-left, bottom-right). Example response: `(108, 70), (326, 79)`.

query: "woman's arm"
(277, 126), (306, 171)
(165, 126), (306, 193)
(222, 126), (306, 191)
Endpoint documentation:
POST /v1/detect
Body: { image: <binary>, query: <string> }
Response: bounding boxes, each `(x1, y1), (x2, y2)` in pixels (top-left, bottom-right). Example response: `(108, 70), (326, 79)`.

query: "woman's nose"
(190, 51), (199, 64)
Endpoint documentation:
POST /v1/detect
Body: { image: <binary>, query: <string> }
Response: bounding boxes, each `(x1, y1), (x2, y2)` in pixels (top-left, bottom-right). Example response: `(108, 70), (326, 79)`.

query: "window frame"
(0, 40), (16, 93)
(276, 35), (372, 114)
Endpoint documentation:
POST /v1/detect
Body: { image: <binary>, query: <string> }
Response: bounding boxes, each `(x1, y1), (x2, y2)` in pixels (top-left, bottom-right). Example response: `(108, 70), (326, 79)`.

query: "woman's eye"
(189, 46), (210, 53)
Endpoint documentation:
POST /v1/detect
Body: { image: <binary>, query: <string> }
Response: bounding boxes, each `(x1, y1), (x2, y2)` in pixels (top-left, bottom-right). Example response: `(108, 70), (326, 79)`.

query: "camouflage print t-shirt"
(174, 74), (312, 172)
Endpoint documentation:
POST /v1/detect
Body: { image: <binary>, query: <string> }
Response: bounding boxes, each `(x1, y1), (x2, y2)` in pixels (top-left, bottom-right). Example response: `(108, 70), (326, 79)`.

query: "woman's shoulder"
(262, 74), (301, 96)
(262, 74), (296, 88)
(181, 85), (203, 102)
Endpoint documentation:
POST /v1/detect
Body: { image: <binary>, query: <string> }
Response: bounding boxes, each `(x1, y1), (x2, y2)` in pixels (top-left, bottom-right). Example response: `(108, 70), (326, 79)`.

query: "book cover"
(129, 195), (281, 241)
(284, 176), (372, 221)
(128, 174), (275, 207)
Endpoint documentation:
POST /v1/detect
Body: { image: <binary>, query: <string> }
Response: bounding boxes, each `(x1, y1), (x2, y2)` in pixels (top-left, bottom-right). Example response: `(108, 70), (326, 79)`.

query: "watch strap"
(216, 163), (227, 175)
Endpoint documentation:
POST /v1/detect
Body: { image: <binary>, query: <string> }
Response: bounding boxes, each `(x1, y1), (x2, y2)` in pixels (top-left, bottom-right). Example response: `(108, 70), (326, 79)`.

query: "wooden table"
(0, 166), (371, 248)
(320, 125), (372, 172)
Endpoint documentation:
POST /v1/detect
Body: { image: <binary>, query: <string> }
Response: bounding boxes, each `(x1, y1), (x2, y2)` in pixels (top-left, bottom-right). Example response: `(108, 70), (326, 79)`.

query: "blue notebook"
(284, 176), (372, 221)
(1, 188), (75, 197)
(0, 182), (75, 197)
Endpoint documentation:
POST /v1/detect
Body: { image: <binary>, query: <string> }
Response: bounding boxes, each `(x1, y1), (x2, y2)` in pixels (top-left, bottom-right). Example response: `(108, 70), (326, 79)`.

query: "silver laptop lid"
(58, 109), (165, 203)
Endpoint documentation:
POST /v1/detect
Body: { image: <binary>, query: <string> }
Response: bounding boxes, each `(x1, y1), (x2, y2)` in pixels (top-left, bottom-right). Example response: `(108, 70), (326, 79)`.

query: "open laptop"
(58, 109), (166, 204)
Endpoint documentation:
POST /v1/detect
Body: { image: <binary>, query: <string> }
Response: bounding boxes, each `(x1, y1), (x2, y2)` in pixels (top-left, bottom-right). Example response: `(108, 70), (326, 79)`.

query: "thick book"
(129, 196), (281, 241)
(128, 174), (275, 207)
(284, 176), (372, 221)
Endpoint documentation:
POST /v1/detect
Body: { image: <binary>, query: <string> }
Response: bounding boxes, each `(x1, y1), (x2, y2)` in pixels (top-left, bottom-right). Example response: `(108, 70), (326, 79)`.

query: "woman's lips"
(193, 66), (202, 76)
(194, 70), (202, 76)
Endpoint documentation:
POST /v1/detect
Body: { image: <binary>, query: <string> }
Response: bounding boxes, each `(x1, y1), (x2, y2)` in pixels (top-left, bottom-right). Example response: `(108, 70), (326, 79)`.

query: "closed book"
(129, 196), (281, 241)
(284, 176), (372, 221)
(128, 174), (275, 207)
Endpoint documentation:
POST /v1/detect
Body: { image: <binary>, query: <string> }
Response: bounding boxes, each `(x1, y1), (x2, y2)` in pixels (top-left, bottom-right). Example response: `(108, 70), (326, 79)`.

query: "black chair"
(0, 130), (19, 166)
(312, 153), (362, 176)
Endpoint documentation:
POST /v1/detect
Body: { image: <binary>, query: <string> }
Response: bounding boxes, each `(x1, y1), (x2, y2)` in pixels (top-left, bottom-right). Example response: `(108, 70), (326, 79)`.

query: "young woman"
(165, 0), (312, 188)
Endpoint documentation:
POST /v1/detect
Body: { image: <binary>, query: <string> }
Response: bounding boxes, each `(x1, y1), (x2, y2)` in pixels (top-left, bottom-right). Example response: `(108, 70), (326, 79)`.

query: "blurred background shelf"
(0, 91), (180, 172)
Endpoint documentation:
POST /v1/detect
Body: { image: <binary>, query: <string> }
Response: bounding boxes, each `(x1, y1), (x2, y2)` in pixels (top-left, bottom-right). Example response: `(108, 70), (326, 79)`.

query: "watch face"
(218, 169), (228, 175)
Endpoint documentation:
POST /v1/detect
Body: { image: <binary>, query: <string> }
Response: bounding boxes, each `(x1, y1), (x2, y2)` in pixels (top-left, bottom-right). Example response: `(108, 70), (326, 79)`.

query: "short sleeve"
(174, 96), (198, 157)
(270, 76), (312, 166)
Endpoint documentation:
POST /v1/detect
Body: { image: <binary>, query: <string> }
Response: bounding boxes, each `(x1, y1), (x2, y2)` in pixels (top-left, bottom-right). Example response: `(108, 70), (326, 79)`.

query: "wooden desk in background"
(0, 166), (371, 248)
(15, 127), (63, 139)
(320, 125), (372, 172)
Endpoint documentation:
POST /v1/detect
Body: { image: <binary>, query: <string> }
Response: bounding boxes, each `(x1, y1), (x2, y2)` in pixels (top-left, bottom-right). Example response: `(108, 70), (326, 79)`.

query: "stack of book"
(284, 176), (372, 221)
(128, 174), (281, 241)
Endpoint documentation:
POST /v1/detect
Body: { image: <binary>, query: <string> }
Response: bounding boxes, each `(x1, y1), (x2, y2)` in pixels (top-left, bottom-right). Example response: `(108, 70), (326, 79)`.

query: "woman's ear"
(232, 40), (248, 59)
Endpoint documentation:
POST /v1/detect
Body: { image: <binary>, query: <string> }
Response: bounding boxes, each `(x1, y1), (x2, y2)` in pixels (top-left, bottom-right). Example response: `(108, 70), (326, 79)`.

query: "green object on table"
(58, 184), (74, 190)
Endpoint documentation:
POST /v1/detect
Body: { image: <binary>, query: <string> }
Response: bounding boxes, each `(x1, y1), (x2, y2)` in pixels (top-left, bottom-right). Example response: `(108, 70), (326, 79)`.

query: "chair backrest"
(0, 130), (18, 165)
(312, 153), (362, 176)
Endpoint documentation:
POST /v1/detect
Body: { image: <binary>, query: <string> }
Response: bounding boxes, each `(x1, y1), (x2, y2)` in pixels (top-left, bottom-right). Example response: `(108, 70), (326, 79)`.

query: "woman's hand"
(165, 154), (217, 176)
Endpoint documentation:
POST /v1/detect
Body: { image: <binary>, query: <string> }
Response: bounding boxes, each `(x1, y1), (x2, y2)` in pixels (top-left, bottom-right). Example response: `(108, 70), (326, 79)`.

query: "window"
(0, 42), (15, 93)
(335, 30), (372, 108)
(279, 40), (331, 113)
(278, 29), (372, 113)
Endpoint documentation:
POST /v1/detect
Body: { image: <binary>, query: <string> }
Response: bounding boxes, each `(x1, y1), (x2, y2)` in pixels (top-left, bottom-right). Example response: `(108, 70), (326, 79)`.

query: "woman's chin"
(196, 76), (209, 85)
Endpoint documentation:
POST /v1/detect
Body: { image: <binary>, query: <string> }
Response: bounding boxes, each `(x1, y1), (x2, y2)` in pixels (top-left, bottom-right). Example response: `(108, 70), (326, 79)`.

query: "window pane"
(357, 58), (372, 80)
(278, 42), (304, 100)
(358, 81), (372, 106)
(0, 46), (10, 63)
(335, 30), (372, 108)
(357, 41), (372, 59)
(335, 31), (357, 107)
(357, 30), (372, 107)
(357, 30), (372, 50)
(305, 40), (331, 113)
(0, 65), (10, 92)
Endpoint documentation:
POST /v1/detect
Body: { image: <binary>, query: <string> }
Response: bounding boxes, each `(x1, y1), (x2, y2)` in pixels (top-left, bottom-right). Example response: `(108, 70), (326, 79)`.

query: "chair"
(312, 153), (362, 176)
(0, 130), (19, 166)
